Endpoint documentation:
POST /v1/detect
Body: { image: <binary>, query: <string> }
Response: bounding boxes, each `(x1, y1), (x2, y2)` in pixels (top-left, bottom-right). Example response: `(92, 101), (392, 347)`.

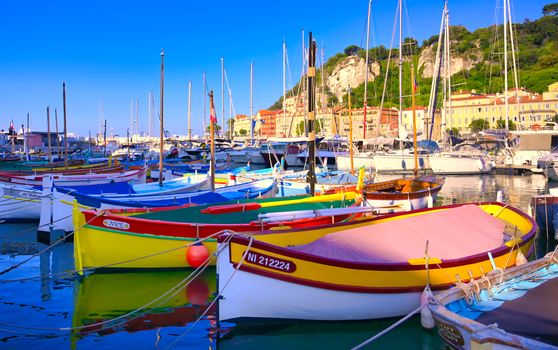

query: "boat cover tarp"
(475, 277), (558, 346)
(293, 204), (506, 262)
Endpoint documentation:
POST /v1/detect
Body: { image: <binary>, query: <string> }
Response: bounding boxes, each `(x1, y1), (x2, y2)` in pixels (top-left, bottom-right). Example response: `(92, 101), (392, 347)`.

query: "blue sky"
(0, 0), (550, 137)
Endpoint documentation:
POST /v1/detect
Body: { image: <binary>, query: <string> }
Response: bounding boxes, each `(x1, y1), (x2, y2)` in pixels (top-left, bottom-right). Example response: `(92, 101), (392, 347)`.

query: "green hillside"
(270, 3), (558, 111)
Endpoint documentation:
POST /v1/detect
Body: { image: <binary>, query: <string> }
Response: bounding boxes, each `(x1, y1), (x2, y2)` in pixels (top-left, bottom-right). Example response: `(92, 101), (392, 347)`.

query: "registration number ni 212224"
(245, 250), (296, 273)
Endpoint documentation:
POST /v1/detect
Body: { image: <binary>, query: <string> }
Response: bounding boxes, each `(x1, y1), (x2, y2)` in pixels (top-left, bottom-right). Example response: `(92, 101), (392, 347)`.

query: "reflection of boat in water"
(71, 268), (216, 338)
(217, 316), (444, 350)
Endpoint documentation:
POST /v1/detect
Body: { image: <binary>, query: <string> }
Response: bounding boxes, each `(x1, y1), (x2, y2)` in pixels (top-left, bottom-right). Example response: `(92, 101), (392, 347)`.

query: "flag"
(8, 120), (14, 135)
(209, 96), (217, 124)
(412, 76), (418, 94)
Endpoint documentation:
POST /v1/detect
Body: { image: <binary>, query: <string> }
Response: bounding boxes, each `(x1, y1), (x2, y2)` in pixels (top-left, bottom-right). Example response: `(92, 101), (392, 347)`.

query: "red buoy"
(186, 242), (210, 268)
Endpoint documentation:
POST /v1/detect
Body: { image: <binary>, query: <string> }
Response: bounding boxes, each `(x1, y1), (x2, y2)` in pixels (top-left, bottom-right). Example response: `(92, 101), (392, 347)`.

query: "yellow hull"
(225, 203), (536, 292)
(74, 215), (217, 271)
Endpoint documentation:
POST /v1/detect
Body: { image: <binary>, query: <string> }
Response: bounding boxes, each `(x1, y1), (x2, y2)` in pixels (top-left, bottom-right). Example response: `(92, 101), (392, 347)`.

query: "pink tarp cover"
(293, 205), (506, 263)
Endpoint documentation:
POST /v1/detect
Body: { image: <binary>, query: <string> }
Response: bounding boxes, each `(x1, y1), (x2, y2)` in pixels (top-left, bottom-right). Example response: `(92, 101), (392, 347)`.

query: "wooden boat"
(361, 176), (444, 212)
(0, 165), (137, 187)
(428, 253), (558, 350)
(73, 191), (362, 272)
(216, 202), (536, 322)
(72, 269), (215, 338)
(48, 178), (277, 233)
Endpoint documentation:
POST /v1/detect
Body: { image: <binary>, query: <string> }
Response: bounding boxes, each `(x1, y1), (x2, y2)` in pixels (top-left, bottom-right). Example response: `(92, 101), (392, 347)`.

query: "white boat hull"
(335, 154), (374, 171)
(429, 154), (494, 175)
(0, 185), (42, 220)
(217, 246), (422, 322)
(373, 154), (431, 173)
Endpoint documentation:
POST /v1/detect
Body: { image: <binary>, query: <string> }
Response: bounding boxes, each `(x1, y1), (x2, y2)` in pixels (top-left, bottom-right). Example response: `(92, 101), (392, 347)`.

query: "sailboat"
(427, 2), (495, 175)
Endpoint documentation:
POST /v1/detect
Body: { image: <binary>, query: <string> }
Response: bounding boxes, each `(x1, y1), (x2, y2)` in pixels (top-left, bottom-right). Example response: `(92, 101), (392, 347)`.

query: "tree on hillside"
(402, 37), (418, 56)
(469, 119), (490, 132)
(543, 3), (558, 16)
(496, 119), (517, 130)
(344, 45), (362, 56)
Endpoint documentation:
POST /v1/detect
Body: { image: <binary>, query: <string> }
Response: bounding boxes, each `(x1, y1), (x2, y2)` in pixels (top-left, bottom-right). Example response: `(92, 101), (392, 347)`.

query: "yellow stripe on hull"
(229, 241), (533, 290)
(227, 204), (535, 291)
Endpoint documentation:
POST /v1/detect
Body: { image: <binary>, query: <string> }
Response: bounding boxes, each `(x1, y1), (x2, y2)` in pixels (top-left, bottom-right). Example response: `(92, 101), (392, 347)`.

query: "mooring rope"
(0, 232), (238, 335)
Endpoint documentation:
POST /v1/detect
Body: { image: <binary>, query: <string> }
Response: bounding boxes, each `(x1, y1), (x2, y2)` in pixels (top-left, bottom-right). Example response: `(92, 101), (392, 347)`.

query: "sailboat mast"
(398, 0), (403, 141)
(507, 0), (519, 99)
(445, 6), (452, 141)
(159, 49), (165, 187)
(203, 73), (207, 140)
(130, 99), (134, 142)
(63, 82), (68, 169)
(25, 113), (29, 161)
(504, 0), (509, 130)
(348, 86), (354, 175)
(250, 63), (254, 143)
(187, 81), (192, 140)
(46, 106), (52, 162)
(283, 41), (287, 137)
(221, 57), (225, 138)
(136, 98), (139, 137)
(411, 63), (418, 176)
(148, 92), (152, 138)
(307, 32), (317, 196)
(55, 108), (61, 158)
(363, 0), (371, 139)
(209, 90), (216, 192)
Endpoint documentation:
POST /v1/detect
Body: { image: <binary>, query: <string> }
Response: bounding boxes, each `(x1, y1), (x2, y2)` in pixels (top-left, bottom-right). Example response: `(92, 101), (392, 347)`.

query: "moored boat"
(73, 191), (362, 272)
(429, 253), (558, 350)
(216, 202), (535, 322)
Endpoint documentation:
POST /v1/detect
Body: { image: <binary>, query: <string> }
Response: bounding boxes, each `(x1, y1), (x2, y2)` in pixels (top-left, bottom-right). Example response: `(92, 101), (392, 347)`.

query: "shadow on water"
(0, 174), (556, 349)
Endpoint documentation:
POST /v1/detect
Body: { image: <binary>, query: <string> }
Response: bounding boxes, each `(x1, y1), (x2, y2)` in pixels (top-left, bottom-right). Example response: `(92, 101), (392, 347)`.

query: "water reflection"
(0, 174), (555, 349)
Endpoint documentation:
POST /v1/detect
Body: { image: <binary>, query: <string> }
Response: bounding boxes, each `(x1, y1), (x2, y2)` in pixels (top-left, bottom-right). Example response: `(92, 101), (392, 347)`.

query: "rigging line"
(2, 228), (231, 284)
(0, 252), (216, 333)
(377, 0), (400, 138)
(164, 233), (250, 350)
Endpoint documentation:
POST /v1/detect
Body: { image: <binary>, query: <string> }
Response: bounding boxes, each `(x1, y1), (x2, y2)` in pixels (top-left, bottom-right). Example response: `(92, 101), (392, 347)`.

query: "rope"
(350, 303), (427, 350)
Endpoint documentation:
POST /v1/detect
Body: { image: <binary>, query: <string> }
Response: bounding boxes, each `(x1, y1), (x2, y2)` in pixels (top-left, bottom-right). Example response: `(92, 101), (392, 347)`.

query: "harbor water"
(0, 173), (553, 349)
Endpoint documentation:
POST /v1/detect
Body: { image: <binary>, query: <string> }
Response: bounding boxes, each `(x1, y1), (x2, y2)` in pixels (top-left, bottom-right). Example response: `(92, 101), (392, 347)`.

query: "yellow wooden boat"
(217, 202), (536, 322)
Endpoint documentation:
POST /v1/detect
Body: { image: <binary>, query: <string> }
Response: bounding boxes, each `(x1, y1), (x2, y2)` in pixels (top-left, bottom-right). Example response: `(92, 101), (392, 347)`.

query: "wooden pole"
(159, 49), (165, 187)
(306, 32), (317, 196)
(47, 106), (52, 162)
(209, 90), (216, 192)
(55, 108), (61, 158)
(63, 82), (68, 169)
(103, 119), (107, 158)
(187, 81), (192, 140)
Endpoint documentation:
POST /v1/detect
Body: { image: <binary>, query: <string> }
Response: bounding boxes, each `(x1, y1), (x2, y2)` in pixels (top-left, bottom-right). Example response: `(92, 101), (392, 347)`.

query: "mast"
(363, 0), (372, 139)
(445, 5), (452, 145)
(104, 119), (107, 157)
(209, 90), (216, 192)
(63, 82), (68, 169)
(348, 86), (354, 175)
(148, 92), (152, 138)
(55, 108), (61, 158)
(429, 2), (446, 140)
(250, 62), (254, 143)
(507, 0), (519, 100)
(46, 106), (52, 162)
(136, 98), (139, 137)
(503, 0), (510, 130)
(130, 99), (134, 142)
(398, 0), (404, 141)
(283, 41), (286, 137)
(306, 32), (317, 196)
(159, 49), (165, 187)
(203, 73), (207, 140)
(221, 57), (225, 138)
(25, 114), (29, 161)
(320, 45), (326, 136)
(411, 63), (418, 176)
(187, 81), (192, 140)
